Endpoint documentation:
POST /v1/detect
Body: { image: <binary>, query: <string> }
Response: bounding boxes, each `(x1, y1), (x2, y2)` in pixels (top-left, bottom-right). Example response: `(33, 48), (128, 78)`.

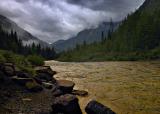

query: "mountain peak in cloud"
(0, 0), (145, 43)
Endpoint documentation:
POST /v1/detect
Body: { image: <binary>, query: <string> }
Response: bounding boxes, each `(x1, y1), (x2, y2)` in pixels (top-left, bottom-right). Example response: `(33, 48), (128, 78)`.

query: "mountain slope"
(52, 22), (119, 52)
(109, 0), (160, 52)
(58, 0), (160, 61)
(0, 15), (49, 47)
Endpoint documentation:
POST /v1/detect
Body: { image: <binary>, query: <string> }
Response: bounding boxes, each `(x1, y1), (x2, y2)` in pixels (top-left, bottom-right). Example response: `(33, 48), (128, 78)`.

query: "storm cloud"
(0, 0), (145, 43)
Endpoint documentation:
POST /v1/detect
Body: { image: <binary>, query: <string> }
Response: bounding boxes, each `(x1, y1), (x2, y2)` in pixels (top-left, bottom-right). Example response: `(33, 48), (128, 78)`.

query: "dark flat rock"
(57, 80), (75, 93)
(35, 66), (56, 77)
(85, 100), (116, 114)
(11, 76), (33, 85)
(72, 90), (88, 97)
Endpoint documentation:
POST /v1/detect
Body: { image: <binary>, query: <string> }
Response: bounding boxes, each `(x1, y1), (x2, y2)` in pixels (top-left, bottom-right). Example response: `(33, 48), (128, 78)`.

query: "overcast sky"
(0, 0), (145, 43)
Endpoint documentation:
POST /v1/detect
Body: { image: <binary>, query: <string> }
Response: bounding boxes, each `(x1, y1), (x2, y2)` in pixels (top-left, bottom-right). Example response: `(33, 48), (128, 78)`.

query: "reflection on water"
(46, 61), (160, 114)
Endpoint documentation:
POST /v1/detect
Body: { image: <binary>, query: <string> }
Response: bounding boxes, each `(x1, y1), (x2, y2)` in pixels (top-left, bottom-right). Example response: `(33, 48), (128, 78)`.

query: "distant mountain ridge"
(52, 22), (119, 52)
(0, 14), (49, 47)
(57, 0), (160, 61)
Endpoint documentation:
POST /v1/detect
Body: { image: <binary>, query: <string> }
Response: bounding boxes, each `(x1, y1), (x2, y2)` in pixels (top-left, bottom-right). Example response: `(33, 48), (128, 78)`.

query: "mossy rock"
(25, 81), (43, 92)
(42, 82), (53, 89)
(12, 76), (33, 86)
(3, 63), (15, 76)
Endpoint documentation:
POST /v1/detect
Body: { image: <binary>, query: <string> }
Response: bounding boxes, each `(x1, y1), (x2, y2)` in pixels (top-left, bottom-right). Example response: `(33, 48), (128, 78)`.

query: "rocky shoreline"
(0, 62), (116, 114)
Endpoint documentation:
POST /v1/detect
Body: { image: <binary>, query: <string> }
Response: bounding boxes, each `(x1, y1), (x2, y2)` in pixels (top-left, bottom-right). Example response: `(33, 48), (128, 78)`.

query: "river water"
(45, 61), (160, 114)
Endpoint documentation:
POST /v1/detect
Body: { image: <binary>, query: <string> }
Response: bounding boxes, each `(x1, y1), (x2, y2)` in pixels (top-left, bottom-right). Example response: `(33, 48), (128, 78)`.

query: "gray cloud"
(0, 0), (145, 43)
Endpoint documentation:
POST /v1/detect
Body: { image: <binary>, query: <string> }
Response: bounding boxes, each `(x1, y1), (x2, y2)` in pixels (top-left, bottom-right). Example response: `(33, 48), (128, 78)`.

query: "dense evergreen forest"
(58, 0), (160, 61)
(0, 25), (56, 60)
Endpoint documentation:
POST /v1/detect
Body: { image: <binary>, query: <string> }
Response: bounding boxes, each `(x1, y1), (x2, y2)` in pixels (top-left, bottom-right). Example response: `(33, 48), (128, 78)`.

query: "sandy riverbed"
(45, 60), (160, 114)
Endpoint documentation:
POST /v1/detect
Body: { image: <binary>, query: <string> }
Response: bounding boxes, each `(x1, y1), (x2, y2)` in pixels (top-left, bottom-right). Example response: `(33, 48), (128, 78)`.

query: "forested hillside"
(58, 0), (160, 61)
(0, 15), (48, 47)
(0, 26), (56, 60)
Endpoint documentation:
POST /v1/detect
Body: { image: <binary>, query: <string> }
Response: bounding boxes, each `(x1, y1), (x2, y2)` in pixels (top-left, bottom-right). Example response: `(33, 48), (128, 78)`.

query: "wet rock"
(34, 77), (43, 85)
(35, 66), (57, 84)
(57, 80), (75, 93)
(72, 90), (88, 97)
(42, 82), (53, 89)
(52, 89), (63, 97)
(25, 81), (43, 92)
(36, 73), (56, 83)
(35, 66), (56, 77)
(11, 76), (33, 85)
(85, 100), (116, 114)
(0, 71), (6, 82)
(16, 71), (31, 78)
(22, 98), (32, 102)
(36, 73), (52, 81)
(4, 66), (15, 76)
(52, 94), (82, 114)
(3, 63), (14, 66)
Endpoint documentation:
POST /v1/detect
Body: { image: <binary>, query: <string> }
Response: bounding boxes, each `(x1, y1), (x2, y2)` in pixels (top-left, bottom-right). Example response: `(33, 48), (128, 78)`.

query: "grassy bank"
(0, 50), (44, 75)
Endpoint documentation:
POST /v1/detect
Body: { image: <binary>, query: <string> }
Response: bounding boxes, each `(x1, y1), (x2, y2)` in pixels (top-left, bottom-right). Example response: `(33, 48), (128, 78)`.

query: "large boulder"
(51, 94), (82, 114)
(85, 100), (116, 114)
(72, 90), (88, 97)
(25, 81), (43, 92)
(57, 80), (75, 93)
(11, 76), (33, 85)
(36, 73), (56, 83)
(36, 73), (52, 82)
(2, 63), (15, 76)
(35, 66), (57, 83)
(35, 66), (56, 77)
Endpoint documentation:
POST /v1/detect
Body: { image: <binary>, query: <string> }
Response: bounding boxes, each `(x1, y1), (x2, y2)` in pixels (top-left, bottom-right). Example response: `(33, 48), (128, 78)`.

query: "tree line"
(0, 25), (56, 59)
(57, 0), (160, 61)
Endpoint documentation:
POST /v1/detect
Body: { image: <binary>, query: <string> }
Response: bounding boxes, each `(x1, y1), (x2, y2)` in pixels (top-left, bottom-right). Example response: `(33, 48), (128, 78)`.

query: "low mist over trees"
(0, 26), (56, 59)
(57, 0), (160, 61)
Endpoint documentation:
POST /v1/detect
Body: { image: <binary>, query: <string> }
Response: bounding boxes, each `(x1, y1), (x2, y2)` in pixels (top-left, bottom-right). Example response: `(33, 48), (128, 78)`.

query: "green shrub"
(0, 54), (6, 63)
(2, 51), (14, 62)
(18, 66), (36, 76)
(27, 55), (44, 66)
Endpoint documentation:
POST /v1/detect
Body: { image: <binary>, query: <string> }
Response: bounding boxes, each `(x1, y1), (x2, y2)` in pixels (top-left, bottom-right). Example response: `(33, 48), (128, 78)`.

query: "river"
(45, 61), (160, 114)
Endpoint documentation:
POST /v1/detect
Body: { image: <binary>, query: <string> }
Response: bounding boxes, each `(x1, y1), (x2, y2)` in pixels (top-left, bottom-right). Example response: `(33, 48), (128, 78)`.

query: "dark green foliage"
(0, 50), (36, 75)
(0, 54), (6, 63)
(58, 0), (160, 61)
(22, 43), (56, 60)
(0, 25), (56, 59)
(27, 55), (44, 66)
(0, 27), (23, 53)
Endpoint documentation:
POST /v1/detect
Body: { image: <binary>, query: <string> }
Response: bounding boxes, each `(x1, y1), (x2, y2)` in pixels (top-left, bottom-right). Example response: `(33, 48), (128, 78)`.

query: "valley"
(0, 0), (159, 114)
